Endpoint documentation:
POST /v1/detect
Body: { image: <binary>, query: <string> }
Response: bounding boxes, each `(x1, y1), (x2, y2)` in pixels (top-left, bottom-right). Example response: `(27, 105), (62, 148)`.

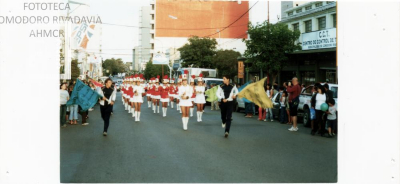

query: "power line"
(202, 1), (258, 38)
(101, 22), (248, 30)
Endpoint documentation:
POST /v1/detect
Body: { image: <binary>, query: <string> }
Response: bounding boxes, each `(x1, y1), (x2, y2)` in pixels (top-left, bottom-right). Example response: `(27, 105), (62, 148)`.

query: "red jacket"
(153, 85), (161, 96)
(161, 86), (170, 99)
(169, 86), (176, 95)
(191, 86), (196, 98)
(128, 86), (134, 98)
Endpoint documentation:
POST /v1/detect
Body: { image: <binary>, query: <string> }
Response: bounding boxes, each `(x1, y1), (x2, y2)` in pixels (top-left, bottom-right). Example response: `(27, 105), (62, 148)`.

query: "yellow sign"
(238, 61), (244, 78)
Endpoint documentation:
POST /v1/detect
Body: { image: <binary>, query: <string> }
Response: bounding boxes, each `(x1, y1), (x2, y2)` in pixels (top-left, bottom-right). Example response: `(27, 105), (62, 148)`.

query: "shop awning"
(290, 48), (336, 54)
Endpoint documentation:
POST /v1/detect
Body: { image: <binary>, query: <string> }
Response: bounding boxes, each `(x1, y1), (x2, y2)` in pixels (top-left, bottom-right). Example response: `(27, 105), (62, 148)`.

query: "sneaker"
(224, 132), (229, 138)
(293, 127), (298, 131)
(288, 126), (294, 131)
(82, 123), (89, 126)
(61, 124), (67, 128)
(88, 108), (94, 111)
(103, 132), (107, 136)
(271, 119), (273, 122)
(222, 123), (226, 128)
(263, 119), (267, 121)
(111, 112), (113, 115)
(332, 133), (336, 136)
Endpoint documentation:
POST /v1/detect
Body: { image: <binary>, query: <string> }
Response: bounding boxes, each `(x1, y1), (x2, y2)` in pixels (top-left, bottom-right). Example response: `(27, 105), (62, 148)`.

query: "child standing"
(279, 91), (288, 124)
(325, 99), (337, 138)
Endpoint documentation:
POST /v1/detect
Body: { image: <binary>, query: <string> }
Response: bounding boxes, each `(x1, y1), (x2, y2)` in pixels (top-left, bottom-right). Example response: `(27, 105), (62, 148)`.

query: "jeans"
(220, 101), (233, 133)
(265, 108), (273, 120)
(60, 105), (67, 126)
(101, 104), (113, 132)
(69, 104), (78, 120)
(279, 107), (288, 123)
(245, 102), (254, 114)
(211, 100), (219, 110)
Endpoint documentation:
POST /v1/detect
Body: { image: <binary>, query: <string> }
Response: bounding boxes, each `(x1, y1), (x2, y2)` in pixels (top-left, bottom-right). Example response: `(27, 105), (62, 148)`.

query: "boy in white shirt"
(325, 99), (337, 138)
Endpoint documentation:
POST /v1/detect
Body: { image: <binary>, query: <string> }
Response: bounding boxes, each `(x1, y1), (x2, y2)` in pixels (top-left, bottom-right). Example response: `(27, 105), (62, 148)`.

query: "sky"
(67, 0), (282, 63)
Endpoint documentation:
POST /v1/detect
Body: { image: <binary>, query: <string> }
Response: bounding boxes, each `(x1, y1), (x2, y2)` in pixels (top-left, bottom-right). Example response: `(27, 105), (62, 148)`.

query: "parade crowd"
(60, 71), (337, 138)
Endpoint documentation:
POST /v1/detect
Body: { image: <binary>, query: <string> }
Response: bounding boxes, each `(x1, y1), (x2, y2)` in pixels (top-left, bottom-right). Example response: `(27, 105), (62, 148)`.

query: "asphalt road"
(61, 92), (337, 183)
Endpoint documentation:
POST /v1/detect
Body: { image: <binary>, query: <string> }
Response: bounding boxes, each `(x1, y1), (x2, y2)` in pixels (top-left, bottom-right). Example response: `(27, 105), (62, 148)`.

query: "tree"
(178, 36), (218, 68)
(213, 49), (241, 79)
(143, 60), (169, 80)
(71, 59), (80, 80)
(102, 58), (125, 76)
(244, 21), (301, 84)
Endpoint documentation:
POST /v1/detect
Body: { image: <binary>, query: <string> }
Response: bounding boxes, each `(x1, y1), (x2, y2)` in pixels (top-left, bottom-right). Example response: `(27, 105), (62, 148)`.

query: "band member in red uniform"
(176, 75), (182, 113)
(152, 75), (161, 113)
(169, 78), (176, 109)
(160, 75), (170, 117)
(190, 75), (196, 117)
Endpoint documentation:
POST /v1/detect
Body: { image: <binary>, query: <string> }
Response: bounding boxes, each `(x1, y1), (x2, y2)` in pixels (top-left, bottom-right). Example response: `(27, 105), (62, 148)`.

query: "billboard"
(302, 28), (336, 50)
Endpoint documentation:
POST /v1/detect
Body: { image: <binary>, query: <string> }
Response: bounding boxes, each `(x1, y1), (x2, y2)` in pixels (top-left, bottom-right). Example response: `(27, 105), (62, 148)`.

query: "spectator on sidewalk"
(286, 77), (301, 131)
(279, 91), (289, 124)
(325, 99), (337, 138)
(60, 83), (69, 128)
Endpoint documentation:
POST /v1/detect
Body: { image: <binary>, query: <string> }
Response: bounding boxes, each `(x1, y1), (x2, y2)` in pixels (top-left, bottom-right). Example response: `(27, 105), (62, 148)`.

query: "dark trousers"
(79, 111), (87, 124)
(245, 102), (254, 114)
(100, 105), (113, 132)
(220, 101), (233, 133)
(60, 105), (67, 126)
(279, 107), (288, 123)
(313, 110), (325, 134)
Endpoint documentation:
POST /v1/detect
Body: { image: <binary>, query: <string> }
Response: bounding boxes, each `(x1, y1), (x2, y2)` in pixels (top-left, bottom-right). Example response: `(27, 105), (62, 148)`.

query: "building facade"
(280, 1), (337, 86)
(136, 6), (152, 72)
(150, 0), (249, 62)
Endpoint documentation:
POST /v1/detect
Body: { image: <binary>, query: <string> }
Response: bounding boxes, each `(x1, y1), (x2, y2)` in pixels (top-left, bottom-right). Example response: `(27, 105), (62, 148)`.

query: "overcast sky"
(68, 0), (281, 63)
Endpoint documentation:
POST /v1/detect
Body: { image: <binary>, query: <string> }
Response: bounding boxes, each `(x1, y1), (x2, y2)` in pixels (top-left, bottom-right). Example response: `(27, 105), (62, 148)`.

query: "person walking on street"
(216, 75), (238, 138)
(60, 83), (69, 128)
(178, 70), (193, 130)
(194, 74), (206, 122)
(133, 75), (144, 122)
(160, 75), (170, 117)
(205, 83), (219, 110)
(99, 78), (116, 136)
(189, 75), (196, 117)
(286, 77), (301, 131)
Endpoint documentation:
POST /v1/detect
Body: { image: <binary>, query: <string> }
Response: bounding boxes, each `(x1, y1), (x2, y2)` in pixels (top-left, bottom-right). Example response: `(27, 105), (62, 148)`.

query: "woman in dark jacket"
(311, 84), (330, 136)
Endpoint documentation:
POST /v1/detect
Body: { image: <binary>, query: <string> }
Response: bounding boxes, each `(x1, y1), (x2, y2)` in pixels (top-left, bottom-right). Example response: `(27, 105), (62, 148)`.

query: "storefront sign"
(238, 61), (244, 78)
(302, 28), (336, 50)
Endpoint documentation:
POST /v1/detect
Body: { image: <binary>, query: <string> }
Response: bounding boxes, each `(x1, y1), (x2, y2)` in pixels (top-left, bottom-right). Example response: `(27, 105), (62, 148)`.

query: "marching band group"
(120, 70), (207, 131)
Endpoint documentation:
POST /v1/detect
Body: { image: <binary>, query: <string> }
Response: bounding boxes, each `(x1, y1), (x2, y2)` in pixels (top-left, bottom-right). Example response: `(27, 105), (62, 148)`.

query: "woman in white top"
(60, 83), (69, 128)
(179, 71), (193, 130)
(176, 77), (182, 113)
(133, 76), (144, 122)
(311, 84), (328, 136)
(264, 84), (274, 122)
(194, 74), (206, 122)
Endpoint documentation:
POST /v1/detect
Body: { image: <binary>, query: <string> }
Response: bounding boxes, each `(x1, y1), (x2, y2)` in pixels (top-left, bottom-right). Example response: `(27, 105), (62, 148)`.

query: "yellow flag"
(237, 77), (273, 109)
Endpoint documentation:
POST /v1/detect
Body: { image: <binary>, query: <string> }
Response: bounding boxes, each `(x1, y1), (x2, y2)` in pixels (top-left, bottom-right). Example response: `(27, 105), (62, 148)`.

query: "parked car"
(298, 83), (338, 127)
(203, 78), (223, 90)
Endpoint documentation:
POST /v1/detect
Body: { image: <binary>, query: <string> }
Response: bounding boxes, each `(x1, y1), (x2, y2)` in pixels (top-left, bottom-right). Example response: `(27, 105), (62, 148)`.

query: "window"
(331, 87), (338, 98)
(332, 14), (336, 28)
(305, 6), (312, 10)
(288, 11), (293, 16)
(305, 20), (312, 33)
(296, 8), (302, 13)
(318, 16), (326, 30)
(293, 23), (299, 31)
(315, 2), (323, 7)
